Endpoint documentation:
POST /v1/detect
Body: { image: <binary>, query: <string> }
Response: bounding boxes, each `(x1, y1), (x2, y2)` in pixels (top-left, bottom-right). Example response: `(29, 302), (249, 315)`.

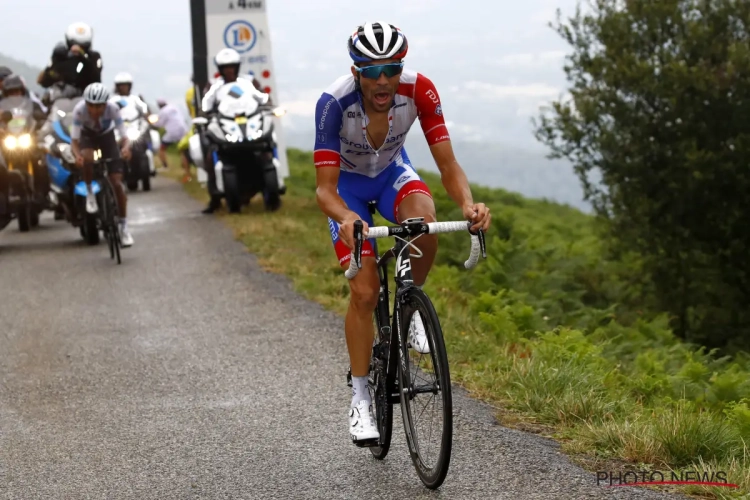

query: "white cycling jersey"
(313, 69), (450, 178)
(201, 76), (269, 114)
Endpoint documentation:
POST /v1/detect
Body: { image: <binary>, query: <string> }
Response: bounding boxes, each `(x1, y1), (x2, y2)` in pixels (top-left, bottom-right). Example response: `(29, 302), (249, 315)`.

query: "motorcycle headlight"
(3, 135), (17, 149)
(272, 107), (286, 117)
(148, 114), (158, 125)
(18, 133), (31, 148)
(127, 127), (141, 141)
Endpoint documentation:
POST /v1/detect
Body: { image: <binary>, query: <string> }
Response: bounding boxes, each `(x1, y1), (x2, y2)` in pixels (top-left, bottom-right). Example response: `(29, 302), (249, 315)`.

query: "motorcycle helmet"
(214, 48), (241, 80)
(113, 72), (133, 95)
(0, 66), (11, 82)
(65, 22), (93, 50)
(2, 74), (26, 96)
(52, 41), (68, 64)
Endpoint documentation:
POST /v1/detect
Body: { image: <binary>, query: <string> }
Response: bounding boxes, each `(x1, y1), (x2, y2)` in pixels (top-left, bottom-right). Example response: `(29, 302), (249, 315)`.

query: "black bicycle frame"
(353, 203), (428, 406)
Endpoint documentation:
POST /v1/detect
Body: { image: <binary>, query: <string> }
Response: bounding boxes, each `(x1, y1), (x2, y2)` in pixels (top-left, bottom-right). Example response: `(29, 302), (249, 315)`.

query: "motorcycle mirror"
(0, 110), (11, 123)
(192, 117), (208, 126)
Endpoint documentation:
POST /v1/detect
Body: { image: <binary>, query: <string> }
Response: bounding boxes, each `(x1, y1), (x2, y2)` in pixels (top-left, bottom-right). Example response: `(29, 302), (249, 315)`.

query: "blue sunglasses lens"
(358, 63), (403, 79)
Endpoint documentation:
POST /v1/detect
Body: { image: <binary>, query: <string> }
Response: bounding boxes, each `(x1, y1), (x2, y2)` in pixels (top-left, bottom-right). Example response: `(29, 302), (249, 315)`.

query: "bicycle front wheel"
(104, 179), (122, 265)
(398, 287), (453, 489)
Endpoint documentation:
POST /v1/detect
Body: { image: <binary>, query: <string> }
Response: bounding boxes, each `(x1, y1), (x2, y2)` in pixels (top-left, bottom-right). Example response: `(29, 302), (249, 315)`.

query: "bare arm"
(315, 166), (356, 223)
(430, 140), (473, 208)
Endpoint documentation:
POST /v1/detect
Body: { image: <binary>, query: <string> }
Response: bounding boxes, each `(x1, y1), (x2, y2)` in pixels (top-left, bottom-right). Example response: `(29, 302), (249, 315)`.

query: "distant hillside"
(282, 129), (592, 213)
(0, 53), (43, 94)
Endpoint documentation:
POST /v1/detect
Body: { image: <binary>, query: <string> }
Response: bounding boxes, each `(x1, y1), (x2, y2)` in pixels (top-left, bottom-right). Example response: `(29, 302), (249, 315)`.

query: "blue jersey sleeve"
(313, 92), (342, 168)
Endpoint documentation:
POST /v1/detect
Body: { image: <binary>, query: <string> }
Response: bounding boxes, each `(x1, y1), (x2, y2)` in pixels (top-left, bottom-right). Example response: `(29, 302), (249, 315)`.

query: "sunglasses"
(356, 62), (404, 79)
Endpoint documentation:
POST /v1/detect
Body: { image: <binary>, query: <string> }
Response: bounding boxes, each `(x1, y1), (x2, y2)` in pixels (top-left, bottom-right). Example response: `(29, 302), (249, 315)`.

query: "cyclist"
(70, 83), (134, 247)
(313, 22), (491, 444)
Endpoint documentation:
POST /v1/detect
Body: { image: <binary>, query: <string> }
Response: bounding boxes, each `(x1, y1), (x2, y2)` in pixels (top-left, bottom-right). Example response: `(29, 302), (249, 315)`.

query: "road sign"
(190, 0), (290, 181)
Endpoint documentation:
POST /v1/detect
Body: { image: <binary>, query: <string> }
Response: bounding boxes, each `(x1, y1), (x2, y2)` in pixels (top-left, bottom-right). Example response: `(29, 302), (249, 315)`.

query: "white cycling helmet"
(348, 22), (408, 63)
(214, 48), (241, 67)
(113, 72), (133, 85)
(83, 82), (109, 104)
(65, 22), (93, 50)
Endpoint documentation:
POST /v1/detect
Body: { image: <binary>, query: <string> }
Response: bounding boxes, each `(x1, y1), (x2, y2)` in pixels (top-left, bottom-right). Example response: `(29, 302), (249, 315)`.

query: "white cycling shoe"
(85, 192), (98, 214)
(349, 400), (379, 443)
(409, 312), (431, 354)
(120, 223), (134, 248)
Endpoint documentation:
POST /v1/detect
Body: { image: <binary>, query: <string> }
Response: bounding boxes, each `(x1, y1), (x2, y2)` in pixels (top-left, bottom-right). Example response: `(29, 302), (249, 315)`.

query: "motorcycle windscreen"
(0, 96), (34, 134)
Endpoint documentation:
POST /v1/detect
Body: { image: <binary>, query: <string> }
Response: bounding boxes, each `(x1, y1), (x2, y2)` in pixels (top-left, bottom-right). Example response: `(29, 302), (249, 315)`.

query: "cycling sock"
(351, 375), (369, 407)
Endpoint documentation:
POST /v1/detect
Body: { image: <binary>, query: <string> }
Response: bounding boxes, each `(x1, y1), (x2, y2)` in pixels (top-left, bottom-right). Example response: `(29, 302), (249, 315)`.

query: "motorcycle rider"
(199, 48), (270, 214)
(111, 72), (151, 115)
(1, 75), (47, 119)
(39, 23), (102, 95)
(70, 83), (134, 247)
(1, 74), (51, 210)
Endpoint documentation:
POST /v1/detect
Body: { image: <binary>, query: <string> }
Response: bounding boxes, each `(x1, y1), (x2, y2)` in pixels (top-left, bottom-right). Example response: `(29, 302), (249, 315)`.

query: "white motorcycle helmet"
(214, 48), (241, 80)
(113, 72), (133, 95)
(65, 22), (93, 50)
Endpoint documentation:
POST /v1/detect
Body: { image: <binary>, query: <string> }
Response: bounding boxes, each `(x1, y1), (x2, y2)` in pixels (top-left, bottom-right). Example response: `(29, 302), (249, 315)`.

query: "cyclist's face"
(86, 102), (105, 119)
(352, 58), (403, 113)
(4, 89), (23, 97)
(116, 84), (131, 96)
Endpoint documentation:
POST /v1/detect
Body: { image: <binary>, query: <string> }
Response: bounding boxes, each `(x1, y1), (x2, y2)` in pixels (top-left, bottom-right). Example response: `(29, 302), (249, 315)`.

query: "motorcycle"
(0, 96), (47, 231)
(191, 87), (286, 213)
(39, 96), (101, 245)
(113, 96), (153, 192)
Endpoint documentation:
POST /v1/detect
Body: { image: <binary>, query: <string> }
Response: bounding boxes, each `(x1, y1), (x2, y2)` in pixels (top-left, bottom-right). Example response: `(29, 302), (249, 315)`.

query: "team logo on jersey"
(223, 20), (258, 53)
(435, 104), (442, 116)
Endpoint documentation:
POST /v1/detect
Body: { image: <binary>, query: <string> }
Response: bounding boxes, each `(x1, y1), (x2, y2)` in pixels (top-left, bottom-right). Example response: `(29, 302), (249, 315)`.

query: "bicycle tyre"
(398, 287), (453, 489)
(98, 188), (115, 260)
(369, 310), (394, 460)
(105, 179), (122, 265)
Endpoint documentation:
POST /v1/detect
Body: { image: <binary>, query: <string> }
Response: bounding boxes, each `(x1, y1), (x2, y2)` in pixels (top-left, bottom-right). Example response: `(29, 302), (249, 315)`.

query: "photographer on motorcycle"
(70, 83), (134, 247)
(38, 23), (103, 96)
(199, 48), (270, 214)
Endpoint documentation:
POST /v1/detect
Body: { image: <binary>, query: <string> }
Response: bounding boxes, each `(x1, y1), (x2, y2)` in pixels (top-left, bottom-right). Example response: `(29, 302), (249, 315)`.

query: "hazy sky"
(0, 0), (579, 151)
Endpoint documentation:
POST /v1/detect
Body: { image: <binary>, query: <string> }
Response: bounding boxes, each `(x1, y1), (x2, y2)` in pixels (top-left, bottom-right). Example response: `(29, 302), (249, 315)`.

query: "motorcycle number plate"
(234, 116), (247, 124)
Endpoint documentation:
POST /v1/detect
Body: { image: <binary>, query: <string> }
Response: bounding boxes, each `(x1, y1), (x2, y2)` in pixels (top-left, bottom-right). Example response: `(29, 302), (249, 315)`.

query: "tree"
(533, 0), (750, 350)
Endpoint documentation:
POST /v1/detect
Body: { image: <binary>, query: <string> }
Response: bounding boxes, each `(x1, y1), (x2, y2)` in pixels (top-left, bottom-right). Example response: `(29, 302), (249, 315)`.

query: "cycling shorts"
(328, 149), (432, 265)
(80, 130), (123, 174)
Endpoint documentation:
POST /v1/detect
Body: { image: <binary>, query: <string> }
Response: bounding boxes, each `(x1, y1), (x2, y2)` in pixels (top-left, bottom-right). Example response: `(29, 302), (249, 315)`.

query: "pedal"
(352, 437), (379, 448)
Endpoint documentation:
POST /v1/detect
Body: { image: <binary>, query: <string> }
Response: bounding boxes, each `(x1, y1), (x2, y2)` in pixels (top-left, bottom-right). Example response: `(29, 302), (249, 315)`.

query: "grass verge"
(162, 148), (750, 498)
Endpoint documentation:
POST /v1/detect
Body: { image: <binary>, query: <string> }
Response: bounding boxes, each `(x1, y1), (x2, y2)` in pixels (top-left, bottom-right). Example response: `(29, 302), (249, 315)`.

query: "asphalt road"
(0, 175), (688, 499)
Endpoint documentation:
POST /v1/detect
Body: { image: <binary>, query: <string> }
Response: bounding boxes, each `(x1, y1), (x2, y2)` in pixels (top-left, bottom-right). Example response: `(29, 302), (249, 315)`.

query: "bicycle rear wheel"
(398, 287), (453, 489)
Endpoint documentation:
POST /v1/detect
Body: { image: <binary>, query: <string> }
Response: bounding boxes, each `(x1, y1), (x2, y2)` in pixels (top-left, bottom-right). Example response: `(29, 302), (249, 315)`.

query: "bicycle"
(92, 150), (122, 265)
(344, 201), (487, 489)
